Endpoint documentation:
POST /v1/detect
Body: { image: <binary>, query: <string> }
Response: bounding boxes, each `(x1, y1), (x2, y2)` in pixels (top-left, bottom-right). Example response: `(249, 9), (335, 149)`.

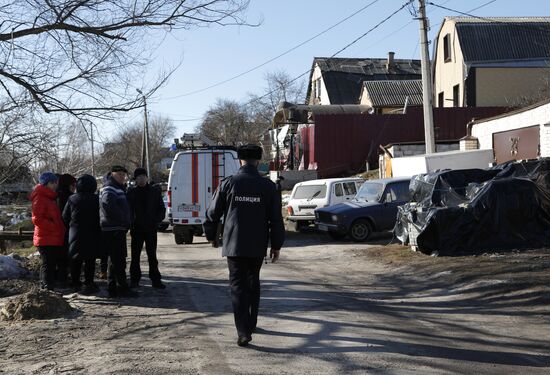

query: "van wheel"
(349, 219), (372, 242)
(183, 230), (194, 244)
(174, 234), (185, 245)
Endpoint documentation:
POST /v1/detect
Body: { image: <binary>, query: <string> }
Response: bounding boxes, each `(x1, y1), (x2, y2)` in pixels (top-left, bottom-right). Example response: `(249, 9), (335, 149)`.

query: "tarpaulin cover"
(394, 158), (550, 256)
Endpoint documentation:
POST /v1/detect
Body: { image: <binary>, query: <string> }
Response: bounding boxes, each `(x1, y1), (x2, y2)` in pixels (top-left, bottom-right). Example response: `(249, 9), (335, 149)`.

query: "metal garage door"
(492, 125), (540, 164)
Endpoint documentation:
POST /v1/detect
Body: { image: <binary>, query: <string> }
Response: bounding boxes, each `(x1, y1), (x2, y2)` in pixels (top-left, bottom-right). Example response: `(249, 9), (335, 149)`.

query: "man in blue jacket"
(204, 145), (285, 347)
(100, 165), (135, 298)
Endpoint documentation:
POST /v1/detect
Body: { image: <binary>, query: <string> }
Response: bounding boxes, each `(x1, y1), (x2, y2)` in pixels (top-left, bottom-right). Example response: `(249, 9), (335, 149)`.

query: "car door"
(379, 182), (410, 230)
(343, 181), (358, 202)
(331, 183), (346, 205)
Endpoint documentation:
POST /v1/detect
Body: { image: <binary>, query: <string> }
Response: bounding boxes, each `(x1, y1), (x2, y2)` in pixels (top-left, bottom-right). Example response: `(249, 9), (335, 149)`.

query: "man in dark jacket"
(127, 168), (166, 289)
(62, 174), (101, 295)
(204, 145), (285, 347)
(100, 166), (135, 297)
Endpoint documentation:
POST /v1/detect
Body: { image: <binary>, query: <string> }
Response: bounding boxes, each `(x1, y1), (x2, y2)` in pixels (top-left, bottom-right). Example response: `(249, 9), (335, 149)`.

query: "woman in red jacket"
(31, 172), (66, 290)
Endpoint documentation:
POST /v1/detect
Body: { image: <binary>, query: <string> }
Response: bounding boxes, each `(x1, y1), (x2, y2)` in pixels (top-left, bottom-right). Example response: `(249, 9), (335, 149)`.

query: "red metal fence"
(301, 107), (509, 178)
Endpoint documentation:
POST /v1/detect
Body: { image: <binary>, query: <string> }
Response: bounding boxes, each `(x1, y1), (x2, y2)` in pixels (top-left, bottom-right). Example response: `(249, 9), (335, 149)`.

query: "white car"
(286, 177), (364, 231)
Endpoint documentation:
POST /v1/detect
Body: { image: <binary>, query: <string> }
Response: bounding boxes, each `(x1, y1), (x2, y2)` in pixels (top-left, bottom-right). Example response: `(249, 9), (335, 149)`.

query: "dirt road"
(1, 232), (550, 374)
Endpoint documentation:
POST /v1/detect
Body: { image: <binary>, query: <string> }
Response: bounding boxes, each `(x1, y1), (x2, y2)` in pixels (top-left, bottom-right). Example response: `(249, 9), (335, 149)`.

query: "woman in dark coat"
(56, 173), (76, 285)
(62, 174), (101, 294)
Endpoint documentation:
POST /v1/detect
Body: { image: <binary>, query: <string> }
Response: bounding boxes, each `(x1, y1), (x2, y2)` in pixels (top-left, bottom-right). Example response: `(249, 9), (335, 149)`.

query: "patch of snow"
(0, 254), (29, 279)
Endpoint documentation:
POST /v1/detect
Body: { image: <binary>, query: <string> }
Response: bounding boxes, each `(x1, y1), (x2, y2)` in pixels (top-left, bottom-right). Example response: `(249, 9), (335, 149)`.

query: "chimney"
(386, 51), (395, 71)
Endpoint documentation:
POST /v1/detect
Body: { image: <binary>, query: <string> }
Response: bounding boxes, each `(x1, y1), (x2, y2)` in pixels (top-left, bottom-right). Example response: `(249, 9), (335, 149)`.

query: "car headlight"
(331, 214), (339, 222)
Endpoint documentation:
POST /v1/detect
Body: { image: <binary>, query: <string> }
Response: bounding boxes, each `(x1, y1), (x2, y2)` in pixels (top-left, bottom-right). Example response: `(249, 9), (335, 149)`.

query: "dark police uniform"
(204, 161), (285, 341)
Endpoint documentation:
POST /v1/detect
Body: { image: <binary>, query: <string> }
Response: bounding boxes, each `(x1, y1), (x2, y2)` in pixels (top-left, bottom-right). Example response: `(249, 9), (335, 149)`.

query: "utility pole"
(137, 89), (151, 178)
(90, 121), (95, 177)
(417, 0), (436, 154)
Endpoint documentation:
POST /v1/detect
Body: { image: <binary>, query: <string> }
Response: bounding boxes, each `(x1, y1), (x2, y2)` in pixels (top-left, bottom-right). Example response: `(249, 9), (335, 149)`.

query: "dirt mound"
(1, 289), (73, 321)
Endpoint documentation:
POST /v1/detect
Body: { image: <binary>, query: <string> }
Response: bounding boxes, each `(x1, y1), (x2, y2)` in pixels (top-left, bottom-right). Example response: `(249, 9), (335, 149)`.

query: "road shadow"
(80, 254), (550, 370)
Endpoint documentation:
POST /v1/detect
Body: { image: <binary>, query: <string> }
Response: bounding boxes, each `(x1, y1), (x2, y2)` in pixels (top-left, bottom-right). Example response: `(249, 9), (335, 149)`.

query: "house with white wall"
(433, 17), (550, 108)
(359, 79), (423, 114)
(306, 53), (421, 105)
(462, 98), (550, 164)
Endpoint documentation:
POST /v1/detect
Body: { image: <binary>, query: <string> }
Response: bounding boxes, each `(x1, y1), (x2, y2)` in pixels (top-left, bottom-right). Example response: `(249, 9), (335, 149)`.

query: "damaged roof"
(361, 80), (423, 107)
(307, 57), (421, 105)
(451, 17), (550, 62)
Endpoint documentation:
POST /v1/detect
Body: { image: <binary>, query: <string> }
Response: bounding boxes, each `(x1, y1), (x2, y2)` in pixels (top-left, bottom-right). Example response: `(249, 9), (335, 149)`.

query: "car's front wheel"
(349, 219), (372, 242)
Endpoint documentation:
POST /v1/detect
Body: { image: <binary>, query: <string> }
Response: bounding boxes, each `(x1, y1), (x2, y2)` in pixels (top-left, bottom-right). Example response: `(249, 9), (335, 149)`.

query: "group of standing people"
(30, 143), (284, 347)
(31, 166), (166, 297)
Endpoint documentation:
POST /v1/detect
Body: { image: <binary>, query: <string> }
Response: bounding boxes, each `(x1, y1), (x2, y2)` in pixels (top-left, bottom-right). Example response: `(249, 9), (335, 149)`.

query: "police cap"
(237, 144), (262, 160)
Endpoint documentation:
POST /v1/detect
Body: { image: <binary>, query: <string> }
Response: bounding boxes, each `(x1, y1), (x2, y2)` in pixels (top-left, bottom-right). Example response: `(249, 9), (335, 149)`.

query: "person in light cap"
(204, 144), (285, 347)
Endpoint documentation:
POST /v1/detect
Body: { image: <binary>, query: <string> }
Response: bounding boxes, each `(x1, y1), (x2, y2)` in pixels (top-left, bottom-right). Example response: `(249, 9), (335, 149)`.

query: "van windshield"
(293, 185), (327, 200)
(355, 182), (384, 202)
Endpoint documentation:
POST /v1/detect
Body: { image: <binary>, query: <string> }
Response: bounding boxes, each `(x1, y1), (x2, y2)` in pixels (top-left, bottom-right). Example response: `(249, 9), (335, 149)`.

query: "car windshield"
(293, 185), (327, 200)
(355, 182), (384, 202)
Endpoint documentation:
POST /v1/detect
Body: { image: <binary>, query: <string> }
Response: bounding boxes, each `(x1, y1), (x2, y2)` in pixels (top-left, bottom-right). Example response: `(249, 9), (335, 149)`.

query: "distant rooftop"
(362, 80), (423, 107)
(446, 17), (550, 62)
(307, 56), (421, 105)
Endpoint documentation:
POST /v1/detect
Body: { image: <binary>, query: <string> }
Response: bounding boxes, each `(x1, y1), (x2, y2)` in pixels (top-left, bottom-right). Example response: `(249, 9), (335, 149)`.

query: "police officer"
(204, 144), (285, 347)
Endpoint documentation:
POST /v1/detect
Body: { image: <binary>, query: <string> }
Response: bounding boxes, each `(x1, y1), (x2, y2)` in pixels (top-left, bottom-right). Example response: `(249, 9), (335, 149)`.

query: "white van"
(167, 147), (240, 244)
(286, 177), (364, 230)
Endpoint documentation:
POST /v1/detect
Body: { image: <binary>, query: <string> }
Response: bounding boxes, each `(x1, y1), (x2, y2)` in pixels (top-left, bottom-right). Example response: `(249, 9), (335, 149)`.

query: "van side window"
(334, 183), (343, 197)
(343, 182), (357, 196)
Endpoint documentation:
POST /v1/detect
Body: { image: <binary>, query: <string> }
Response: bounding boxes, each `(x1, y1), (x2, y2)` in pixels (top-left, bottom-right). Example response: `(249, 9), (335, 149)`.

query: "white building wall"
(310, 64), (331, 105)
(471, 102), (550, 157)
(433, 19), (466, 107)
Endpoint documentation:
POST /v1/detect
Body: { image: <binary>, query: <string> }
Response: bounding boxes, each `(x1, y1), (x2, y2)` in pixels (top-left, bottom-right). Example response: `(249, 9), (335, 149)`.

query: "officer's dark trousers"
(102, 230), (129, 292)
(130, 230), (161, 283)
(227, 257), (264, 337)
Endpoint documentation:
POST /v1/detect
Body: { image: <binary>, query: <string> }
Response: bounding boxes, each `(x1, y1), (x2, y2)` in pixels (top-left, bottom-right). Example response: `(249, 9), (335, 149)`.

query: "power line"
(156, 0), (414, 126)
(408, 0), (496, 58)
(426, 0), (550, 35)
(163, 0), (382, 101)
(243, 0), (415, 109)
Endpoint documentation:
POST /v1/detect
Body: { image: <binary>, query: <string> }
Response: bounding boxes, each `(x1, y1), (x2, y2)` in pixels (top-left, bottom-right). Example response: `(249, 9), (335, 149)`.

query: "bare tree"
(198, 98), (261, 145)
(0, 1), (251, 117)
(97, 115), (175, 181)
(247, 70), (306, 127)
(42, 122), (94, 176)
(0, 101), (57, 184)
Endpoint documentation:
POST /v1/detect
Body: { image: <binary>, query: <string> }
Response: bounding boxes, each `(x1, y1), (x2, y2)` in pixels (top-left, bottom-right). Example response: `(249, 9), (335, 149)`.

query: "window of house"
(311, 80), (317, 99)
(443, 34), (451, 62)
(438, 92), (444, 108)
(453, 84), (459, 107)
(313, 78), (321, 99)
(334, 183), (343, 197)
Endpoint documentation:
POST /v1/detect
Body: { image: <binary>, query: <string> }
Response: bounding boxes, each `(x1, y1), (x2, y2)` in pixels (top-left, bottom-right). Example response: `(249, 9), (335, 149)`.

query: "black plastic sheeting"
(394, 158), (550, 256)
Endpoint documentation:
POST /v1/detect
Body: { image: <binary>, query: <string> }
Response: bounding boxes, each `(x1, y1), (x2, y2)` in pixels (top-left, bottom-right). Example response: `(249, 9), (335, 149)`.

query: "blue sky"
(112, 0), (548, 140)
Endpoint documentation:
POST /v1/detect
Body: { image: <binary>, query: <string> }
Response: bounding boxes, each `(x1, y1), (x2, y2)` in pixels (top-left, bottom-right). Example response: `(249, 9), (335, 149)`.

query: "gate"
(492, 125), (540, 164)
